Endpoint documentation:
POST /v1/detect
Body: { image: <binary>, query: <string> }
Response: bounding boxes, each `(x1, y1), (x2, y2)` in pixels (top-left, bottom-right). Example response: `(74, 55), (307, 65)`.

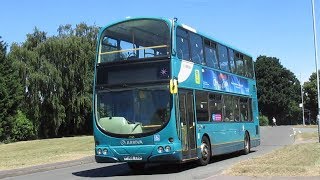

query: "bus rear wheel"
(243, 133), (250, 155)
(197, 136), (211, 166)
(127, 162), (146, 171)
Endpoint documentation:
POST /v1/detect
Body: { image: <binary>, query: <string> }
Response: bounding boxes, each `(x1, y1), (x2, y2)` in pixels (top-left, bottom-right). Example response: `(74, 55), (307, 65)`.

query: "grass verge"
(0, 136), (94, 170)
(224, 143), (320, 177)
(293, 125), (318, 128)
(295, 132), (318, 141)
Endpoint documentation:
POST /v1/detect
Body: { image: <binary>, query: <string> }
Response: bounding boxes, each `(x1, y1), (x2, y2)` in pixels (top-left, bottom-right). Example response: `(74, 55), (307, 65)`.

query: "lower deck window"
(195, 90), (253, 123)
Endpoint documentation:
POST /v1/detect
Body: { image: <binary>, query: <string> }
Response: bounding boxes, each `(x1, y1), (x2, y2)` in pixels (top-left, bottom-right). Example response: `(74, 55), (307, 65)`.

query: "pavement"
(0, 156), (95, 179)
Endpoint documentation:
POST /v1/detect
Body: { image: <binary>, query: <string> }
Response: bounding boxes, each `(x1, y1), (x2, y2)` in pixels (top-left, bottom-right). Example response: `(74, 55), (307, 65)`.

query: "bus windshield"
(96, 86), (171, 135)
(99, 19), (170, 63)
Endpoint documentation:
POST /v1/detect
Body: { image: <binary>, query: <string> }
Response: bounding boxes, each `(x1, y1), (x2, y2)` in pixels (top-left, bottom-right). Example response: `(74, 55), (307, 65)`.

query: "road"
(5, 126), (295, 180)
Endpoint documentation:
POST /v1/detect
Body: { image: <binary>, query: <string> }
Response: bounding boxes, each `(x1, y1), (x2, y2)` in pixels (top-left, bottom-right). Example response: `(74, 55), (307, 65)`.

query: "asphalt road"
(4, 126), (295, 180)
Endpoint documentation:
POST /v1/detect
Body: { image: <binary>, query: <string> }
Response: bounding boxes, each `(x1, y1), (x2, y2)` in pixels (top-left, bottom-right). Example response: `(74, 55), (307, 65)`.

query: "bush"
(259, 115), (269, 126)
(11, 110), (37, 141)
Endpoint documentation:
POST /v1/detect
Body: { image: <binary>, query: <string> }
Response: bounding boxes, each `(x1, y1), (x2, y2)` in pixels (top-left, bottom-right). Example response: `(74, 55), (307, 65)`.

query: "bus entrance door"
(179, 90), (197, 160)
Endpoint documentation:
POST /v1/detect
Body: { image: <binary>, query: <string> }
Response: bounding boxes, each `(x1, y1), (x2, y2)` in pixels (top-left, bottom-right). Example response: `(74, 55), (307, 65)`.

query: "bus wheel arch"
(243, 131), (250, 155)
(197, 134), (211, 166)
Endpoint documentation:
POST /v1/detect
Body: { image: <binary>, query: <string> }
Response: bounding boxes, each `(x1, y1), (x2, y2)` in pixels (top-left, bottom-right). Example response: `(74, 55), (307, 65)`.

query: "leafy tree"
(0, 37), (23, 142)
(303, 72), (318, 124)
(255, 56), (301, 125)
(259, 115), (269, 126)
(9, 24), (99, 138)
(11, 110), (37, 141)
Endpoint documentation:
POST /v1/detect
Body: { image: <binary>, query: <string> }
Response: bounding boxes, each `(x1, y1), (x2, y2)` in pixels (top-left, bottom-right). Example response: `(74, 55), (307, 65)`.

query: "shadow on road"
(72, 150), (256, 178)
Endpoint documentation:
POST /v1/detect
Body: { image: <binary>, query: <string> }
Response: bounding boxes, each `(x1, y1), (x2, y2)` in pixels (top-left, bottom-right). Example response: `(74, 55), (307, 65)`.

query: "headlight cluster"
(97, 148), (108, 155)
(157, 145), (171, 153)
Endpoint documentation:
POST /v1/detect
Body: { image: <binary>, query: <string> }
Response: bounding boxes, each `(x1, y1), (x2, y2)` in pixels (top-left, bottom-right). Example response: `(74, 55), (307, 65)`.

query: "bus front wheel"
(197, 136), (211, 166)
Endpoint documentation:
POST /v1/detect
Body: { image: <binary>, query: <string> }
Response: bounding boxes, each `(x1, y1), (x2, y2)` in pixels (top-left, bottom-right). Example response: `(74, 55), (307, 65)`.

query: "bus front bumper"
(95, 145), (182, 163)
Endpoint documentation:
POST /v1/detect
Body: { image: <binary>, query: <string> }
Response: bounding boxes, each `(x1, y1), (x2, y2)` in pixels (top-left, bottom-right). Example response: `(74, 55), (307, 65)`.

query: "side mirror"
(170, 79), (178, 94)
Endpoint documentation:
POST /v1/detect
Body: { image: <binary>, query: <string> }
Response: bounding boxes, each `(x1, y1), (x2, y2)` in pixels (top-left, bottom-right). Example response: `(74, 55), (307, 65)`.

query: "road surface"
(4, 126), (295, 180)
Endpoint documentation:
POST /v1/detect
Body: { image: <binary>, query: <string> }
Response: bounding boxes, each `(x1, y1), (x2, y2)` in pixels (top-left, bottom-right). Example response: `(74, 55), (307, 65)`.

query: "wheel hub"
(200, 143), (209, 160)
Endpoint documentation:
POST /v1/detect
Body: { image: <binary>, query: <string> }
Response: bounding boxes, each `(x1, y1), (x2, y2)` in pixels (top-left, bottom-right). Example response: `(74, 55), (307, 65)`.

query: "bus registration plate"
(124, 156), (142, 161)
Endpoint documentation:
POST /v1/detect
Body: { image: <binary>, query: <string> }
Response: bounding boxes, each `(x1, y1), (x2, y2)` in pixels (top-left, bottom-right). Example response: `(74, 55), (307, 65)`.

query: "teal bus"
(93, 17), (260, 170)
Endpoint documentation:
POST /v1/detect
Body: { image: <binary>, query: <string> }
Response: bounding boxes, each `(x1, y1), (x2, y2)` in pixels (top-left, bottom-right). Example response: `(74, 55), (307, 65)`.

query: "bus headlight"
(165, 145), (171, 152)
(102, 148), (108, 155)
(157, 146), (164, 153)
(97, 148), (102, 155)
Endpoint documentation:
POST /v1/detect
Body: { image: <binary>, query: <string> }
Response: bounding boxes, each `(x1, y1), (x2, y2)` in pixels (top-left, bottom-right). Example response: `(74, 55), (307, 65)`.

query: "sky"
(1, 0), (320, 82)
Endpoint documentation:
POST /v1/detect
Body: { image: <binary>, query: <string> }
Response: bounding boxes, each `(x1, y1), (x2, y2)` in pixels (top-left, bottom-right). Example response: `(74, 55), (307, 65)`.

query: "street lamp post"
(300, 74), (305, 126)
(311, 0), (320, 143)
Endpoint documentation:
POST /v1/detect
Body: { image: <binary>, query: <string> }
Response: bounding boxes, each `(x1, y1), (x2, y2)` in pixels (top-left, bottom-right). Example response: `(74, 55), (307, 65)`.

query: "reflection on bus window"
(223, 95), (233, 121)
(235, 52), (245, 76)
(209, 93), (223, 122)
(97, 86), (171, 135)
(196, 91), (208, 121)
(233, 97), (240, 121)
(244, 55), (254, 78)
(218, 44), (230, 72)
(228, 48), (236, 73)
(204, 39), (219, 69)
(189, 33), (204, 64)
(176, 28), (190, 60)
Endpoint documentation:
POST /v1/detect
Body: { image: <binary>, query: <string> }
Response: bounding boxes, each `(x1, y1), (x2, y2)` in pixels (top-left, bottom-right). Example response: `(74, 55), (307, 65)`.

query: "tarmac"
(0, 156), (95, 179)
(1, 155), (320, 180)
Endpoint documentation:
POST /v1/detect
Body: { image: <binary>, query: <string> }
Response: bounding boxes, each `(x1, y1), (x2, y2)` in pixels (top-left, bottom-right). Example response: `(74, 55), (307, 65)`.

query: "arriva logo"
(120, 140), (143, 145)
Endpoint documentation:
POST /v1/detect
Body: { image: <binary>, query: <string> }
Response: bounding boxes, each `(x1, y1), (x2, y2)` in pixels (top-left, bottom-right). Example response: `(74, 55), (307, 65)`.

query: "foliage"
(303, 72), (318, 124)
(259, 115), (269, 126)
(255, 56), (301, 125)
(11, 110), (37, 141)
(0, 37), (23, 142)
(8, 23), (99, 138)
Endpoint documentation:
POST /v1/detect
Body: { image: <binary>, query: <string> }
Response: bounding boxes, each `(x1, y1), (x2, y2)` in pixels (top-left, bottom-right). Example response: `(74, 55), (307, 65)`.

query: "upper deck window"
(235, 52), (245, 76)
(228, 48), (236, 73)
(204, 39), (219, 69)
(99, 19), (170, 63)
(176, 28), (190, 61)
(244, 55), (254, 78)
(218, 44), (230, 72)
(189, 33), (204, 64)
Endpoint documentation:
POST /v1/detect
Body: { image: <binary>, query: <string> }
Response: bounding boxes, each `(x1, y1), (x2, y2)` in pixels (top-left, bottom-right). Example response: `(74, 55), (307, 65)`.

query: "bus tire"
(127, 162), (146, 171)
(197, 136), (211, 166)
(243, 132), (250, 155)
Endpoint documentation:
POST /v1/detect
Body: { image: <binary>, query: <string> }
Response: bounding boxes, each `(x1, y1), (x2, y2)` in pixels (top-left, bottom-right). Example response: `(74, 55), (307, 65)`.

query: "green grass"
(295, 132), (318, 141)
(224, 143), (320, 177)
(293, 125), (318, 128)
(0, 136), (94, 170)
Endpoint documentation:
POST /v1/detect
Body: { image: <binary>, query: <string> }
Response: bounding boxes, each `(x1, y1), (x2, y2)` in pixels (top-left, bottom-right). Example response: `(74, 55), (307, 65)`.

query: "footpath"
(0, 156), (95, 179)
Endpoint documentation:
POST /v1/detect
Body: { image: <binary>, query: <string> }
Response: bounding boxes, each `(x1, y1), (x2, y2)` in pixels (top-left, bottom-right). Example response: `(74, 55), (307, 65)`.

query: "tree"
(9, 24), (99, 138)
(0, 37), (23, 142)
(303, 72), (318, 124)
(255, 56), (301, 125)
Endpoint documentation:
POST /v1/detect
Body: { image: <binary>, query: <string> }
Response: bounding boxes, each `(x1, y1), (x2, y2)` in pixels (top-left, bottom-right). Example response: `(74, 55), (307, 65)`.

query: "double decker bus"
(93, 17), (260, 170)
